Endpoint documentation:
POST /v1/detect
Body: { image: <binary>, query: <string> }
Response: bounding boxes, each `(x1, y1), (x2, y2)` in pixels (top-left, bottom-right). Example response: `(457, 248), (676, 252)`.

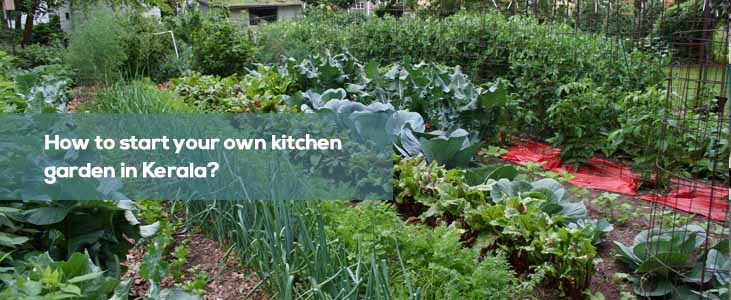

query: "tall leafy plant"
(548, 81), (616, 169)
(190, 15), (255, 76)
(65, 6), (127, 84)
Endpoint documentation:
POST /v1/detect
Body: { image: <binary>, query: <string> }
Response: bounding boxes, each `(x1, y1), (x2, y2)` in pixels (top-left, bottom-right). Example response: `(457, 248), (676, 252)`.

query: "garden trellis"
(648, 0), (729, 294)
(505, 0), (729, 293)
(506, 0), (729, 294)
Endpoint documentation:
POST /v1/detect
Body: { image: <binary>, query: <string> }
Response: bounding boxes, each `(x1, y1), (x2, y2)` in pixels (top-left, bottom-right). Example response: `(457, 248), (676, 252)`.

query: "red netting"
(501, 139), (729, 221)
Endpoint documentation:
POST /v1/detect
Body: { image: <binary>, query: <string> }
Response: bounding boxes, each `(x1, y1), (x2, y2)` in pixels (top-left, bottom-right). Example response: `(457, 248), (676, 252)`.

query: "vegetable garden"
(0, 0), (728, 299)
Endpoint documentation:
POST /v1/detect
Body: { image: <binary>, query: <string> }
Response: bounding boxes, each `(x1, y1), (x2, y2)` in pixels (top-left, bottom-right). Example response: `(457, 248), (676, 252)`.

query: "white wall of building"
(56, 2), (72, 32)
(229, 8), (247, 23)
(6, 8), (53, 30)
(277, 5), (301, 20)
(199, 3), (301, 26)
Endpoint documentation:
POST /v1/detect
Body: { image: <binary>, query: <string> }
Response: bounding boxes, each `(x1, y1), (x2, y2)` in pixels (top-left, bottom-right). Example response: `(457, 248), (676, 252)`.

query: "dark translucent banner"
(0, 113), (394, 201)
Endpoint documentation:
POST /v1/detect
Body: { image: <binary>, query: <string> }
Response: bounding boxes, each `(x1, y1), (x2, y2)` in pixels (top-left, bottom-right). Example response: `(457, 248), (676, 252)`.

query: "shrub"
(0, 51), (22, 112)
(604, 87), (668, 173)
(119, 13), (180, 81)
(0, 50), (15, 74)
(14, 43), (65, 69)
(255, 12), (665, 132)
(191, 16), (255, 76)
(65, 6), (127, 84)
(155, 44), (193, 82)
(606, 86), (728, 180)
(653, 1), (723, 62)
(29, 15), (65, 45)
(163, 6), (205, 45)
(66, 7), (188, 83)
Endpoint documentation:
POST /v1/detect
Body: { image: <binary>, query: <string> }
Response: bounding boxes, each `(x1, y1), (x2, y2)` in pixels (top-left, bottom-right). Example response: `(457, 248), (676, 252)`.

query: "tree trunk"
(20, 0), (38, 47)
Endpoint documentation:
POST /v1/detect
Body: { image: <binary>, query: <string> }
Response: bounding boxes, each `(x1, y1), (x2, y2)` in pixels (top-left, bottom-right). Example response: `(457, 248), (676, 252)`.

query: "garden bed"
(0, 4), (728, 300)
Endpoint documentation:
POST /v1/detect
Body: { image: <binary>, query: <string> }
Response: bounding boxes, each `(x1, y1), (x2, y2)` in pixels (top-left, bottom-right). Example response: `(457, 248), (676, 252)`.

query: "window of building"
(353, 1), (366, 9)
(249, 7), (277, 25)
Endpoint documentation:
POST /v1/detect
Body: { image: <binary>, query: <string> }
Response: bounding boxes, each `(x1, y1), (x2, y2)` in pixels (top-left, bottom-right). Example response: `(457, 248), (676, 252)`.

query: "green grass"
(665, 64), (727, 99)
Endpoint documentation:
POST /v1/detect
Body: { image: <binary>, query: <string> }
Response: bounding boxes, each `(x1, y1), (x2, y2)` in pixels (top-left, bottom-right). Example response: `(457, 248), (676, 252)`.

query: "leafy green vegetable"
(319, 200), (534, 300)
(614, 226), (729, 299)
(172, 67), (293, 112)
(12, 64), (73, 113)
(0, 200), (144, 277)
(396, 128), (483, 169)
(548, 81), (615, 169)
(0, 252), (121, 300)
(394, 155), (611, 298)
(463, 164), (517, 186)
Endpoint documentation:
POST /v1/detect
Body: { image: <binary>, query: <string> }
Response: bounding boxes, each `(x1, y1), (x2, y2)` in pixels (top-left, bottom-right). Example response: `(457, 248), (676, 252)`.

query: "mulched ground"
(66, 86), (97, 112)
(122, 233), (267, 300)
(585, 191), (651, 300)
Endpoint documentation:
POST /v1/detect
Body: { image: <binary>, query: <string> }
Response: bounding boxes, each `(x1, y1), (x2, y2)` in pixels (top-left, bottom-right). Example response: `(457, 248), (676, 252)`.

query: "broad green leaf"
(108, 278), (132, 300)
(60, 283), (82, 295)
(68, 271), (105, 283)
(0, 232), (29, 247)
(22, 207), (69, 225)
(558, 202), (587, 223)
(613, 241), (641, 267)
(634, 277), (672, 297)
(636, 252), (691, 273)
(464, 165), (516, 185)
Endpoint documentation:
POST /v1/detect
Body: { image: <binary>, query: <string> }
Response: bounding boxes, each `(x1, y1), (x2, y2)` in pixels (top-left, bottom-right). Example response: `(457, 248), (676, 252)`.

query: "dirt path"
(585, 191), (651, 300)
(122, 233), (267, 300)
(66, 86), (97, 112)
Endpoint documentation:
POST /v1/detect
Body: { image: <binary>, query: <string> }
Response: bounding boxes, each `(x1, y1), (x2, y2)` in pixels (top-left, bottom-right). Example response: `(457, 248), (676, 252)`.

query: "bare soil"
(122, 233), (267, 300)
(584, 190), (651, 300)
(66, 86), (97, 112)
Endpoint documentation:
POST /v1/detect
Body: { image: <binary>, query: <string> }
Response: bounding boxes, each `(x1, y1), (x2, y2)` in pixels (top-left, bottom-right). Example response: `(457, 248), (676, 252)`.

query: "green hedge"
(255, 12), (666, 132)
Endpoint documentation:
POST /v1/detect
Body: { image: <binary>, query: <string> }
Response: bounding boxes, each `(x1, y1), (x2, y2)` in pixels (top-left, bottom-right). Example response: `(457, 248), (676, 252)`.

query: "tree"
(12, 0), (64, 47)
(5, 0), (178, 49)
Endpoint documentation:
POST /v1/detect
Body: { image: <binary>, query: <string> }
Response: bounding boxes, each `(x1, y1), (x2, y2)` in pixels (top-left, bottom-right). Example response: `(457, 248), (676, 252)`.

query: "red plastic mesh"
(500, 140), (729, 221)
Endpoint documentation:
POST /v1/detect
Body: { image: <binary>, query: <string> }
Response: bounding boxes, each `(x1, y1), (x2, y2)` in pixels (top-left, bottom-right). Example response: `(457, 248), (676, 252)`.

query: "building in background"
(197, 0), (303, 25)
(349, 0), (374, 15)
(347, 0), (407, 17)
